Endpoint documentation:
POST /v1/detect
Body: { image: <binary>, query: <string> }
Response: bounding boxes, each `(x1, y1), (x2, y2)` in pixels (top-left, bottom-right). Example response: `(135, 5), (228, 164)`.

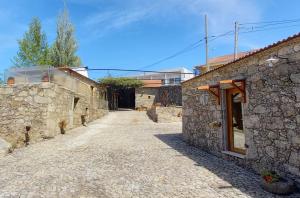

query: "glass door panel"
(227, 89), (246, 154)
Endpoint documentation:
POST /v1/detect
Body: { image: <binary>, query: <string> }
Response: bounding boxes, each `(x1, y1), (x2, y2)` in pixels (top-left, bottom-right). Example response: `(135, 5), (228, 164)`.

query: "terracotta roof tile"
(196, 51), (253, 68)
(141, 80), (162, 88)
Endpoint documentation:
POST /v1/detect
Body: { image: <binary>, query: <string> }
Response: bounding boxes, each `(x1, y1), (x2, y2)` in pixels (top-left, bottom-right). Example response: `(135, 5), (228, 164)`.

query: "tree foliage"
(99, 77), (144, 88)
(0, 73), (3, 84)
(13, 18), (51, 66)
(51, 9), (81, 67)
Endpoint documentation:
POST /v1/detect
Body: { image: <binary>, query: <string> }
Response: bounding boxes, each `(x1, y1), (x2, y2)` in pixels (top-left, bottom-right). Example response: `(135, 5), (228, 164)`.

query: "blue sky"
(0, 0), (300, 80)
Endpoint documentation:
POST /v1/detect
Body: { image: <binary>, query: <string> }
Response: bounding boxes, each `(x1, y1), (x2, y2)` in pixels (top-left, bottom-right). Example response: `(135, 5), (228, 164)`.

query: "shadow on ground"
(155, 133), (300, 198)
(110, 108), (134, 112)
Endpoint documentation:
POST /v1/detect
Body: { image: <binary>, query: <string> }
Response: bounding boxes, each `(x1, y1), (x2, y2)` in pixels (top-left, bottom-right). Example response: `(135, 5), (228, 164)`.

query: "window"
(73, 97), (80, 110)
(175, 78), (181, 84)
(169, 78), (175, 85)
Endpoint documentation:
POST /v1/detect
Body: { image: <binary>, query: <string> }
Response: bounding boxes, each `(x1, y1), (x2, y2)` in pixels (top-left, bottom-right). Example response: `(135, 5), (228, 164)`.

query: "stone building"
(182, 33), (300, 184)
(0, 67), (108, 150)
(135, 81), (183, 122)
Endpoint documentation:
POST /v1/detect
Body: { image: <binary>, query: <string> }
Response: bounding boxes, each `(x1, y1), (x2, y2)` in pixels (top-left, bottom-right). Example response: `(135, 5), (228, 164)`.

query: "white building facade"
(134, 67), (194, 85)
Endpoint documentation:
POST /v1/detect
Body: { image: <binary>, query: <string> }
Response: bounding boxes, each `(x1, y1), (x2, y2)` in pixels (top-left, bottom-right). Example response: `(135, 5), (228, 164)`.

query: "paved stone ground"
(0, 110), (299, 198)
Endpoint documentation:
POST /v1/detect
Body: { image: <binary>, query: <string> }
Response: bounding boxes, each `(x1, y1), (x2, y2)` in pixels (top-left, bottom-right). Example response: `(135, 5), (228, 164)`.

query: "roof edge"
(183, 32), (300, 85)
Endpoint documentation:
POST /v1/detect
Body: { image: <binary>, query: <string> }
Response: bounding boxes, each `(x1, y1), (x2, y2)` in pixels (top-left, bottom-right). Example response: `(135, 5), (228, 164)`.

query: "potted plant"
(58, 120), (67, 134)
(24, 126), (31, 146)
(41, 73), (53, 82)
(261, 170), (296, 195)
(7, 77), (15, 85)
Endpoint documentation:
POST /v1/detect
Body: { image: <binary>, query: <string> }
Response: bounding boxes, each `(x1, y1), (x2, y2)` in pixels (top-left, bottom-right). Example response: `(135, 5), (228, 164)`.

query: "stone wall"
(158, 85), (182, 106)
(182, 38), (300, 183)
(0, 83), (50, 147)
(135, 87), (158, 109)
(46, 83), (108, 137)
(135, 86), (182, 109)
(0, 82), (108, 149)
(147, 106), (182, 123)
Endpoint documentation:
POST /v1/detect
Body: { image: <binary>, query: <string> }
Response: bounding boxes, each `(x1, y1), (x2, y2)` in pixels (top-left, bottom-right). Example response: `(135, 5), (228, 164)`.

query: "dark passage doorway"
(118, 88), (135, 109)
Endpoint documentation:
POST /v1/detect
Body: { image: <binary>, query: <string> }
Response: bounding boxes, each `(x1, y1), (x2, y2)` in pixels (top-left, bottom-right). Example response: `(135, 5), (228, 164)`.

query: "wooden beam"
(220, 79), (233, 84)
(197, 84), (220, 105)
(220, 79), (246, 103)
(197, 85), (210, 90)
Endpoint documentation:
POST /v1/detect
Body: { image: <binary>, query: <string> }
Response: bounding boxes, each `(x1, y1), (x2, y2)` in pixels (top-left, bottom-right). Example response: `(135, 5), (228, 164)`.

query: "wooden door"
(226, 88), (246, 154)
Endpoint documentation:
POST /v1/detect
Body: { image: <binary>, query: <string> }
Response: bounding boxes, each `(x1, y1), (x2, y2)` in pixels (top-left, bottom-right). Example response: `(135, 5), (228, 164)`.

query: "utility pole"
(205, 15), (210, 71)
(234, 21), (239, 60)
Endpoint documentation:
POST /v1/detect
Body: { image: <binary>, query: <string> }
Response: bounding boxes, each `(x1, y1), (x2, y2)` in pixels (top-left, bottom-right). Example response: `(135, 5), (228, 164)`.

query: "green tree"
(51, 9), (81, 67)
(13, 18), (51, 67)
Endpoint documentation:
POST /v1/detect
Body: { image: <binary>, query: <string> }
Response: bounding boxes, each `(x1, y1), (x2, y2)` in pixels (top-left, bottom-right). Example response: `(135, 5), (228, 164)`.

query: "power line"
(87, 68), (194, 74)
(136, 30), (234, 71)
(127, 24), (298, 72)
(137, 39), (205, 70)
(239, 24), (300, 34)
(240, 18), (300, 26)
(94, 19), (300, 77)
(240, 22), (300, 32)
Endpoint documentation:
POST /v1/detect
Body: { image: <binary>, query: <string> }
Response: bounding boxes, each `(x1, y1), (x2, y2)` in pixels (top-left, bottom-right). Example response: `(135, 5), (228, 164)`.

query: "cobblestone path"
(0, 111), (299, 197)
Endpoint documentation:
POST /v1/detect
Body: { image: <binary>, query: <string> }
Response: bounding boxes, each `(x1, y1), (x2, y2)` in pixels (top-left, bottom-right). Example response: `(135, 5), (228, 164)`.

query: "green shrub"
(99, 77), (144, 88)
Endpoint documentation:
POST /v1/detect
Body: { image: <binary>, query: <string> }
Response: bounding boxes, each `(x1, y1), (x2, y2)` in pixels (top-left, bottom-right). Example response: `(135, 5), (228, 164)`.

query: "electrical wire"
(90, 18), (300, 77)
(239, 24), (300, 34)
(87, 68), (194, 74)
(240, 18), (300, 26)
(136, 30), (234, 71)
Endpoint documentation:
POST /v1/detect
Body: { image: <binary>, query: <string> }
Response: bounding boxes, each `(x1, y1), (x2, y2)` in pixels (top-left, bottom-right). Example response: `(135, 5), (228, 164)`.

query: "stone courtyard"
(0, 110), (299, 197)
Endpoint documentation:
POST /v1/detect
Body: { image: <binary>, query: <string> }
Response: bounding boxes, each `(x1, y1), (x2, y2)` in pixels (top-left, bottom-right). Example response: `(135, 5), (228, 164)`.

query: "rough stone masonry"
(0, 82), (108, 153)
(182, 34), (300, 185)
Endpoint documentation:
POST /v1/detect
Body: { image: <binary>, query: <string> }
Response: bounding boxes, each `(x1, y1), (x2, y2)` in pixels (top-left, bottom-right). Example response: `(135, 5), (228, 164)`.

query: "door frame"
(226, 88), (246, 155)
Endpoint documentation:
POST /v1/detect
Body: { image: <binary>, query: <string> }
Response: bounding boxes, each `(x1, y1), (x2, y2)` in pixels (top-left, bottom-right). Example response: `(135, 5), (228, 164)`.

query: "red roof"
(141, 80), (162, 88)
(196, 51), (254, 68)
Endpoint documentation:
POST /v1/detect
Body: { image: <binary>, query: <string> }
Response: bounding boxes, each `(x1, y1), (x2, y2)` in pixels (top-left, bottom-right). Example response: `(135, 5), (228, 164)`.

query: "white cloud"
(82, 3), (156, 38)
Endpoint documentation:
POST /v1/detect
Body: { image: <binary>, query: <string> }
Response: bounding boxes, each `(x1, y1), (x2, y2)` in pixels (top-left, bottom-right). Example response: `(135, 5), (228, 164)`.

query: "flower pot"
(7, 77), (15, 85)
(261, 178), (296, 195)
(42, 75), (49, 82)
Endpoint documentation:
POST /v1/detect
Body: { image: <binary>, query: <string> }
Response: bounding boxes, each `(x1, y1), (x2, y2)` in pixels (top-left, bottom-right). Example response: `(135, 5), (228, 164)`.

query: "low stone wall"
(147, 106), (182, 123)
(135, 87), (158, 109)
(136, 86), (182, 110)
(0, 82), (108, 151)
